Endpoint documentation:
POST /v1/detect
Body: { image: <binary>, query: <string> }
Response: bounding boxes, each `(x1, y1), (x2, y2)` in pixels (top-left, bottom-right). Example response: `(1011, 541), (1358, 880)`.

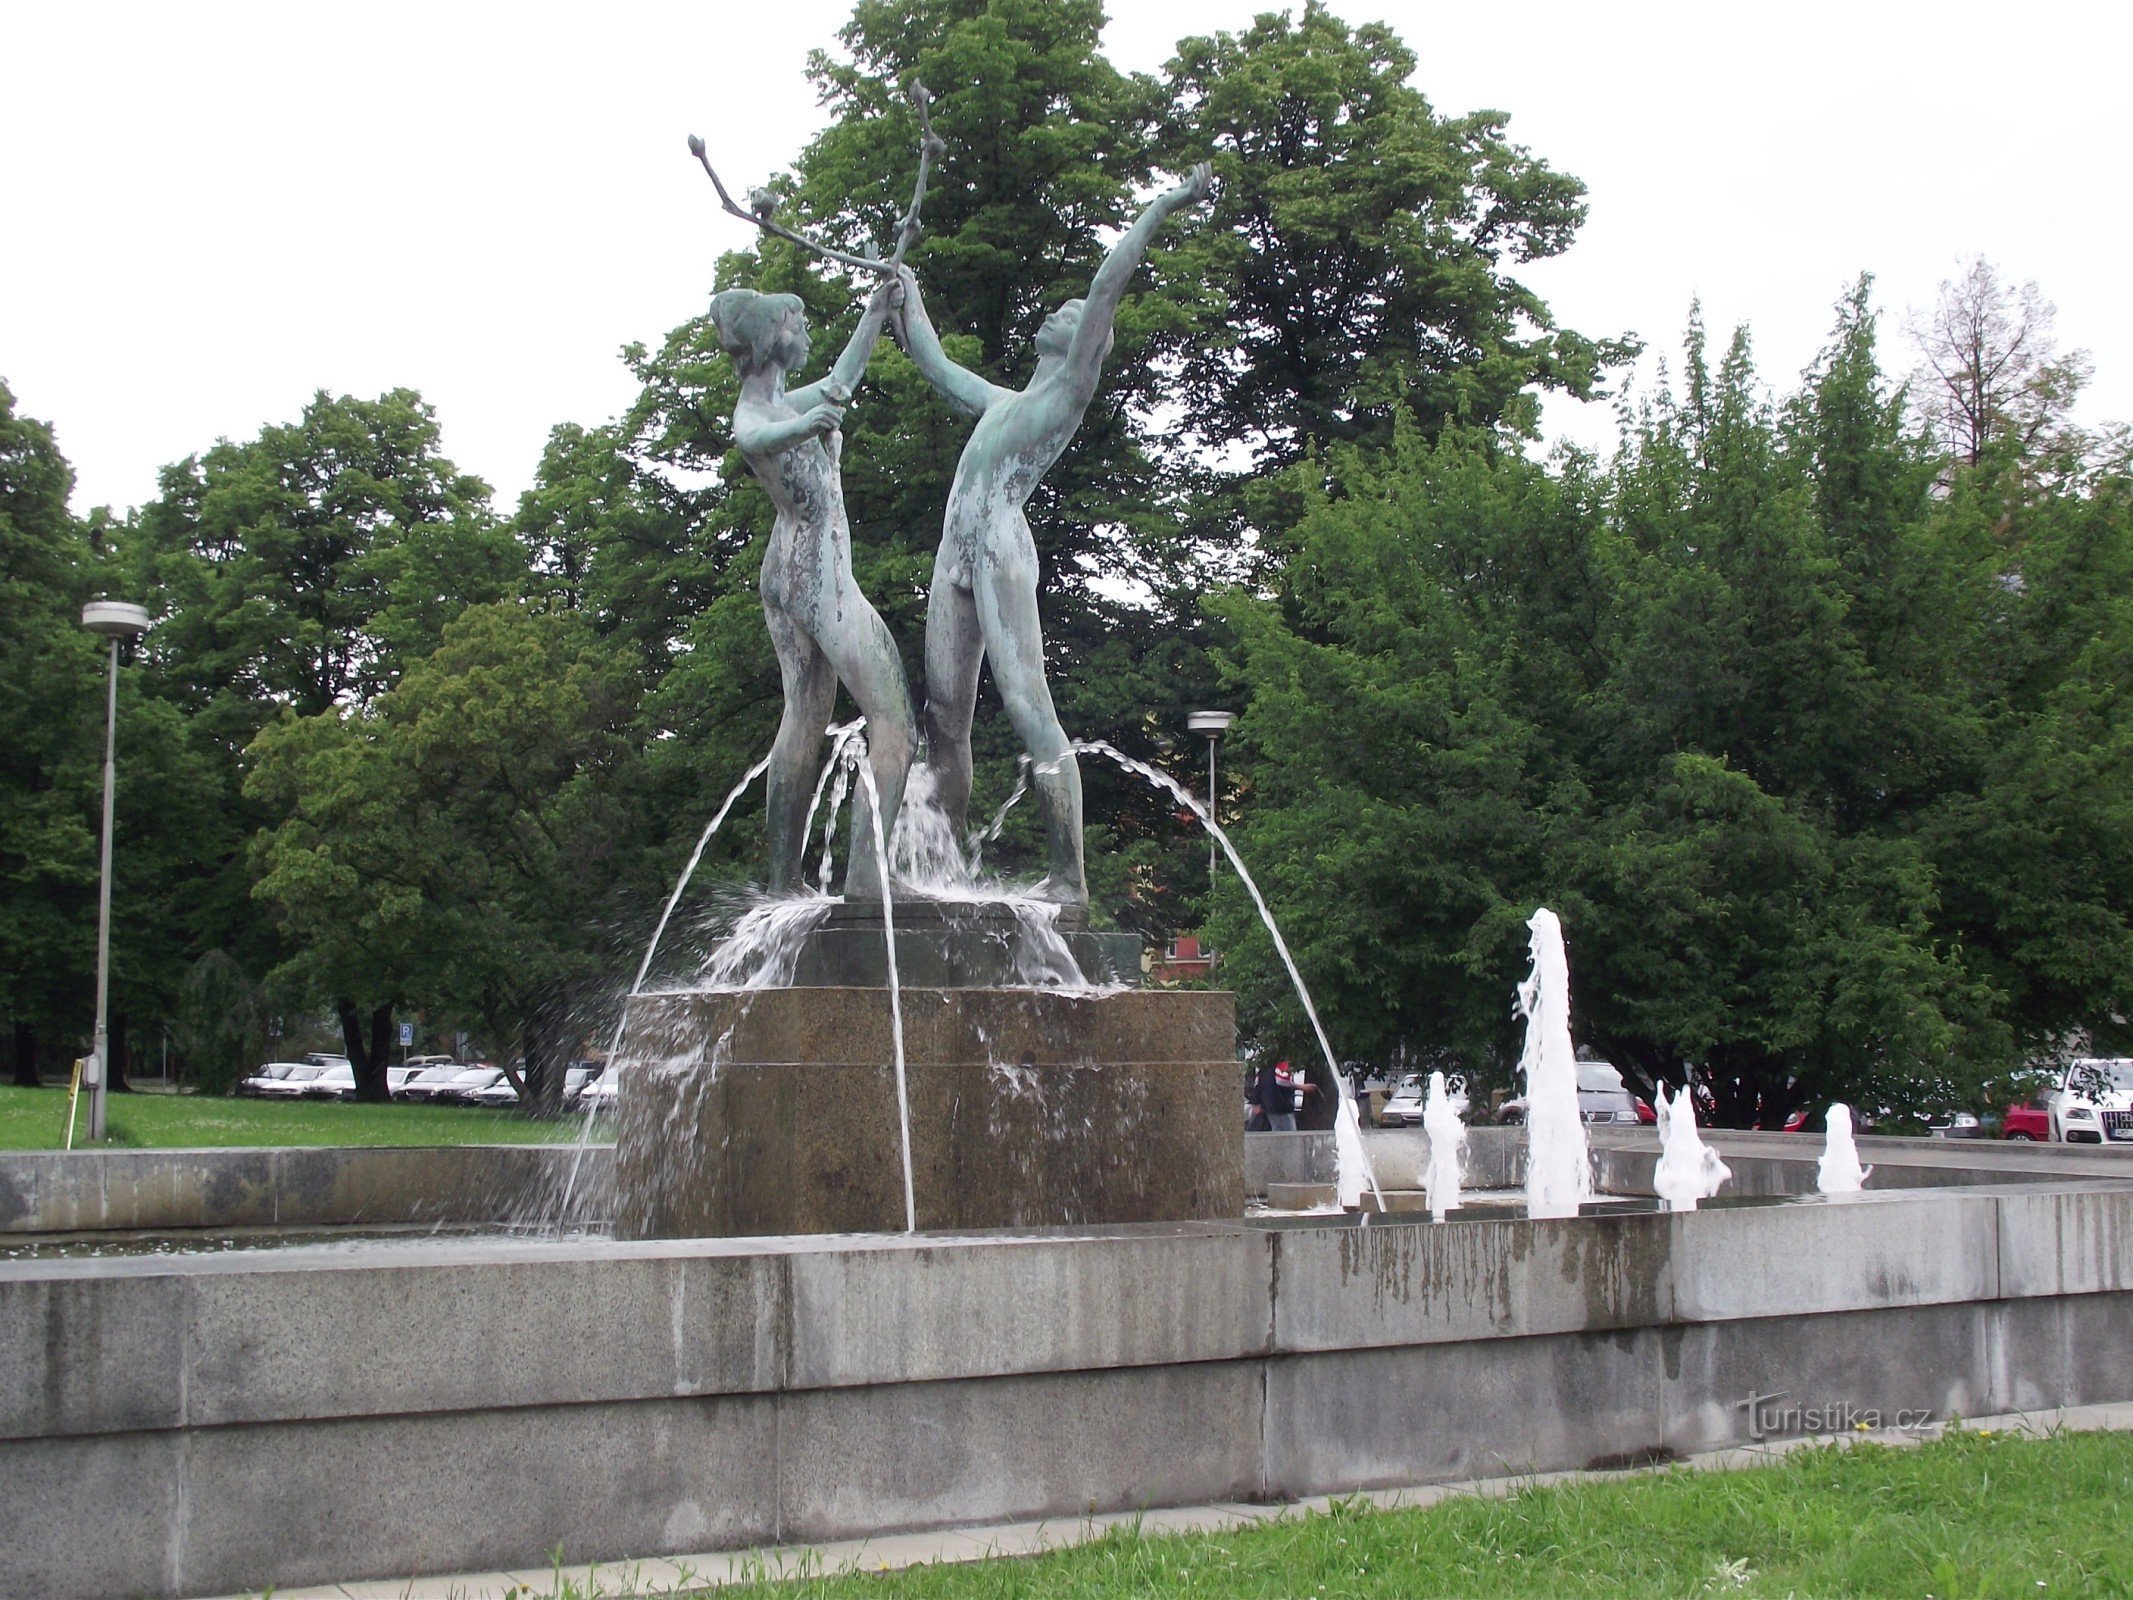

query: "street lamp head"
(81, 600), (151, 639)
(1186, 710), (1236, 738)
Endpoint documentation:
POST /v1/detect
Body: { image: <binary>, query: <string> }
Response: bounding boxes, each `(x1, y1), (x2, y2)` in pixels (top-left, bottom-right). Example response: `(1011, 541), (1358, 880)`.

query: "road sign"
(399, 1022), (415, 1047)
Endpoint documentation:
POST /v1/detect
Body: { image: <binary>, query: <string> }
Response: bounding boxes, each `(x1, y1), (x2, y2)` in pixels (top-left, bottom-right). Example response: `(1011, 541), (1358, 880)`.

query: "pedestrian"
(1260, 1057), (1314, 1132)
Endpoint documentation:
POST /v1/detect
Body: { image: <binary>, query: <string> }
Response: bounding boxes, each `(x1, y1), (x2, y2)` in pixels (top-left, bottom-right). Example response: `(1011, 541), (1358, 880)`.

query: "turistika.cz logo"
(1736, 1389), (1936, 1441)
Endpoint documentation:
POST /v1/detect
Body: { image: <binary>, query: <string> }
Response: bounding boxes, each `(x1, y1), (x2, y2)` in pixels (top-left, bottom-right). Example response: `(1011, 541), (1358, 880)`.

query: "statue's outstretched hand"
(1181, 161), (1213, 206)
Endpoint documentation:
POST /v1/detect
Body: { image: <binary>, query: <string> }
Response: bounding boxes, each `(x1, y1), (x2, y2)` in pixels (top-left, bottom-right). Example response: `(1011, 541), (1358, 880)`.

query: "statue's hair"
(708, 288), (804, 375)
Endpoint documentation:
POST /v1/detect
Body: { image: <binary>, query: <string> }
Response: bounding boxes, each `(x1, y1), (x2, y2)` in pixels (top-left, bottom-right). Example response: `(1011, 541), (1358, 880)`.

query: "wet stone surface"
(613, 985), (1242, 1237)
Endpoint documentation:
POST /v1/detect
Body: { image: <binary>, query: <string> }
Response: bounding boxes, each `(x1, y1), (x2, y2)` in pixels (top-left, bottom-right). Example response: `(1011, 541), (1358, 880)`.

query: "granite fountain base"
(612, 902), (1242, 1238)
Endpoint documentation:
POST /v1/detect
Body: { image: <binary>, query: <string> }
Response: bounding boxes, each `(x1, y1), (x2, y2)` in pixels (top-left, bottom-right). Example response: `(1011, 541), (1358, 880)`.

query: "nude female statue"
(709, 279), (914, 897)
(889, 163), (1213, 904)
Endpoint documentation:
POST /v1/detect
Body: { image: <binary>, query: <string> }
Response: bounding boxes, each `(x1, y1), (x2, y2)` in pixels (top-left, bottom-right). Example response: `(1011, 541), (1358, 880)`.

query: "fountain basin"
(7, 1177), (2131, 1600)
(613, 985), (1244, 1237)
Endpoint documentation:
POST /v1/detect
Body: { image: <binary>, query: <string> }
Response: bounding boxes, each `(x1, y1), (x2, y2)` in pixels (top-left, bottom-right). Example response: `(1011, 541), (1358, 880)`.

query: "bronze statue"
(890, 164), (1214, 903)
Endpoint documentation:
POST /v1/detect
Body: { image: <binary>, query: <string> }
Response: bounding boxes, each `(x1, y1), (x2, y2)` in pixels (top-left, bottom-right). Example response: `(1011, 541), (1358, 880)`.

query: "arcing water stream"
(849, 737), (916, 1232)
(1049, 741), (1386, 1212)
(583, 727), (1390, 1231)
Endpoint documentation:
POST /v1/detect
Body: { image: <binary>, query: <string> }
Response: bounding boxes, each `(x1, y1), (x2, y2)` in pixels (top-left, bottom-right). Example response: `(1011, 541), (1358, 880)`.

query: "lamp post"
(1185, 710), (1235, 880)
(80, 599), (151, 1143)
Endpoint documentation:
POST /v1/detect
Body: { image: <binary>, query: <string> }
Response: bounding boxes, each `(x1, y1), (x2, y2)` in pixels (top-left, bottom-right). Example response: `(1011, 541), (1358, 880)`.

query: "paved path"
(226, 1401), (2133, 1600)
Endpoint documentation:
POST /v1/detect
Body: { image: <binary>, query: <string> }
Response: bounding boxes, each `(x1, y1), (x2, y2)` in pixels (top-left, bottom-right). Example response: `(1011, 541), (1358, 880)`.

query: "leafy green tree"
(1154, 2), (1632, 474)
(0, 381), (101, 1084)
(1206, 286), (2132, 1127)
(123, 388), (521, 1084)
(248, 602), (647, 1110)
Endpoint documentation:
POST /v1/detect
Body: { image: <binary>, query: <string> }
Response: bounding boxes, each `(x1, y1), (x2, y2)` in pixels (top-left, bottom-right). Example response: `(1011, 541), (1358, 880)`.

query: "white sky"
(3, 1), (2126, 517)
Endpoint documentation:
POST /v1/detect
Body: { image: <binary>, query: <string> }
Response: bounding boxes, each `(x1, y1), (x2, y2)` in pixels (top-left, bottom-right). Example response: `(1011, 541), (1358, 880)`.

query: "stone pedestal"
(764, 897), (1145, 989)
(611, 985), (1243, 1238)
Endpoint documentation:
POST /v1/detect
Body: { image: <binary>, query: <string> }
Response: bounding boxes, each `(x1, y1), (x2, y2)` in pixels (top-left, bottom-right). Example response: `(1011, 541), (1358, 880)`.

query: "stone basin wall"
(5, 1180), (2132, 1600)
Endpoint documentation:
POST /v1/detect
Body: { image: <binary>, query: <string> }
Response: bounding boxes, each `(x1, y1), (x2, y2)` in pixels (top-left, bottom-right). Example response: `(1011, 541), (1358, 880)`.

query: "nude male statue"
(891, 163), (1213, 904)
(709, 278), (914, 898)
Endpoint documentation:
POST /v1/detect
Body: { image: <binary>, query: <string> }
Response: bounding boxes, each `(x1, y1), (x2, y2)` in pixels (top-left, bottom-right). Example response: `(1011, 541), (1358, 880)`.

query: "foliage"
(1209, 286), (2133, 1125)
(1154, 2), (1632, 471)
(246, 602), (646, 1109)
(6, 2), (2129, 1131)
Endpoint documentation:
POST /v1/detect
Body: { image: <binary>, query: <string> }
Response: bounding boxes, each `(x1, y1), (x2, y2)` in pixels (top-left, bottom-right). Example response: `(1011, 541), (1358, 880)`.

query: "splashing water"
(1816, 1103), (1872, 1193)
(1652, 1081), (1730, 1212)
(849, 735), (917, 1232)
(1050, 740), (1384, 1213)
(805, 718), (866, 890)
(1516, 907), (1591, 1220)
(1422, 1070), (1468, 1222)
(967, 758), (1032, 877)
(692, 896), (835, 990)
(559, 750), (775, 1225)
(879, 763), (1092, 988)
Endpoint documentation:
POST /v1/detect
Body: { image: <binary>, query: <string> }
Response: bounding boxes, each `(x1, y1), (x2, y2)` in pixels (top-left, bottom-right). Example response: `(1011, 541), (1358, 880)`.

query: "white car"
(398, 1064), (469, 1102)
(246, 1062), (333, 1098)
(473, 1071), (521, 1108)
(2048, 1058), (2133, 1146)
(305, 1063), (357, 1100)
(1378, 1073), (1427, 1128)
(579, 1072), (619, 1113)
(235, 1062), (311, 1097)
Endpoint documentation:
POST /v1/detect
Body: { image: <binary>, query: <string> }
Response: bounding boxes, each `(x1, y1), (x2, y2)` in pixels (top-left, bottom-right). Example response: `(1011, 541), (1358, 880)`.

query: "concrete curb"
(235, 1401), (2133, 1600)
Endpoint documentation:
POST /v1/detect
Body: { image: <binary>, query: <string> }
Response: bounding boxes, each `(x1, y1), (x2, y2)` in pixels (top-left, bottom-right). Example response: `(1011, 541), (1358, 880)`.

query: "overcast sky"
(3, 1), (2126, 517)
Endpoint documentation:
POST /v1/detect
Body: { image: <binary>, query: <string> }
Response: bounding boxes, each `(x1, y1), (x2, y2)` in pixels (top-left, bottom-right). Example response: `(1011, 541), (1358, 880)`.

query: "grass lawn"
(0, 1082), (597, 1150)
(649, 1430), (2131, 1599)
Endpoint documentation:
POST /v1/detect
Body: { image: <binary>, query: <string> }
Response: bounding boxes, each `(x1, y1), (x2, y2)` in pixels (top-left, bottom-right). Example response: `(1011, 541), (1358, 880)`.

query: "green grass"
(0, 1082), (595, 1150)
(606, 1430), (2128, 1600)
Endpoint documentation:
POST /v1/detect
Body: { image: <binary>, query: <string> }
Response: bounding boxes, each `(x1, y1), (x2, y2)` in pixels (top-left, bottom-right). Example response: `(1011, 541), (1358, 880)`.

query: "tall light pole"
(81, 599), (151, 1143)
(1186, 710), (1235, 881)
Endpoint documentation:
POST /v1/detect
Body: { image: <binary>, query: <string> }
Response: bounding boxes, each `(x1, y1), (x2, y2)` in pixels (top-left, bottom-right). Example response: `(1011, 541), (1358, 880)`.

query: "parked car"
(304, 1063), (358, 1100)
(235, 1062), (309, 1098)
(2042, 1058), (2133, 1145)
(580, 1072), (619, 1113)
(1498, 1060), (1643, 1126)
(474, 1071), (522, 1108)
(1377, 1073), (1427, 1128)
(397, 1064), (468, 1103)
(2002, 1093), (2053, 1141)
(1928, 1111), (1994, 1139)
(561, 1065), (601, 1108)
(247, 1062), (334, 1098)
(432, 1066), (508, 1105)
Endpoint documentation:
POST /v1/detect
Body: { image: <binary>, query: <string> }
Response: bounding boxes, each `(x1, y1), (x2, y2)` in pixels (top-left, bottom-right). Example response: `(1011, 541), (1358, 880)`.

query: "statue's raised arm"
(1062, 163), (1213, 387)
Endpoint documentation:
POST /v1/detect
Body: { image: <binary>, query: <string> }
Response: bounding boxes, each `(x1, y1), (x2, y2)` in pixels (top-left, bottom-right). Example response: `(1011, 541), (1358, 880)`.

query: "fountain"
(1421, 1070), (1466, 1221)
(1651, 1081), (1731, 1211)
(22, 89), (2133, 1600)
(1515, 907), (1591, 1219)
(1817, 1101), (1872, 1193)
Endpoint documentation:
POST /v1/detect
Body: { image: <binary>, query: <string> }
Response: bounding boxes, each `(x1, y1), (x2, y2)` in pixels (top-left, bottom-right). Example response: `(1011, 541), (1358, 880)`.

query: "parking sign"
(399, 1022), (415, 1047)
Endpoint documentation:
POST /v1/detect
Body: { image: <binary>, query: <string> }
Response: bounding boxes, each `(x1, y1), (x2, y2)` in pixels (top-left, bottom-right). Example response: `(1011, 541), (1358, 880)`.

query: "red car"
(2002, 1095), (2052, 1141)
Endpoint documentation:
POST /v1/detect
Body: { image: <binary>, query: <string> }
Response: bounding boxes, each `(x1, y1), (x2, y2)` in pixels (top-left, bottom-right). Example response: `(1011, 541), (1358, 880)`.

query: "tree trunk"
(337, 999), (394, 1103)
(521, 989), (570, 1119)
(10, 1021), (37, 1089)
(107, 1014), (132, 1092)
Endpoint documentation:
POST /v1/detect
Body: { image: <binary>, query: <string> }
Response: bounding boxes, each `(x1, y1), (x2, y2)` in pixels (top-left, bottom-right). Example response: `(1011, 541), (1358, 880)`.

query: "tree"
(1202, 285), (2133, 1127)
(1909, 257), (2093, 481)
(0, 380), (100, 1084)
(1154, 2), (1632, 475)
(248, 603), (647, 1111)
(125, 389), (521, 1089)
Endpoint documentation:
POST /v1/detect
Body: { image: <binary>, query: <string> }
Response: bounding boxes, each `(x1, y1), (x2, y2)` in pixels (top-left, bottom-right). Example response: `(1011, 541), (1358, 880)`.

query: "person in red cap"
(1257, 1057), (1316, 1132)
